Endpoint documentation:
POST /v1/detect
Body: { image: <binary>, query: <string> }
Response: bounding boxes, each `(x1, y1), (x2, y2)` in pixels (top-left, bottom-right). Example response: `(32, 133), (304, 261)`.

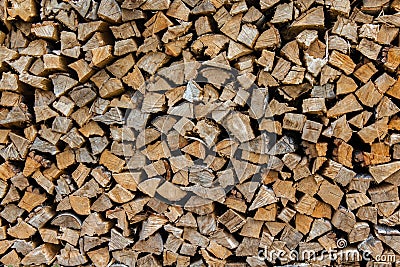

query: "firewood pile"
(1, 0), (400, 265)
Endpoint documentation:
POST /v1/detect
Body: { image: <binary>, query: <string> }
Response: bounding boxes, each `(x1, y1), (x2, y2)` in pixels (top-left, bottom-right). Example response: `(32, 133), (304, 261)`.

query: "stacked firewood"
(1, 0), (400, 265)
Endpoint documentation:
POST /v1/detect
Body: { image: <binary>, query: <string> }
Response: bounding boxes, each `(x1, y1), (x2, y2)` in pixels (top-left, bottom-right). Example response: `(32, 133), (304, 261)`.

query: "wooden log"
(68, 59), (95, 82)
(356, 38), (382, 60)
(328, 51), (356, 75)
(254, 26), (280, 50)
(167, 0), (190, 21)
(332, 208), (356, 235)
(218, 210), (246, 233)
(290, 6), (324, 32)
(21, 244), (58, 265)
(98, 0), (122, 23)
